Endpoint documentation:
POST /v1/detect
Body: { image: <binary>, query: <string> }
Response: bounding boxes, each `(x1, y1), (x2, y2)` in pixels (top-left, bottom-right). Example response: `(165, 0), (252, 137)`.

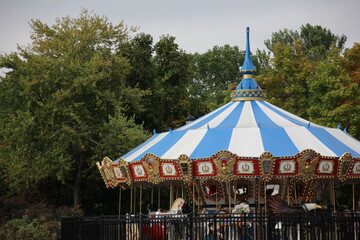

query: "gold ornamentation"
(243, 74), (254, 79)
(213, 151), (236, 180)
(162, 163), (177, 176)
(297, 150), (319, 178)
(322, 163), (330, 172)
(118, 158), (133, 185)
(165, 166), (172, 174)
(197, 162), (214, 175)
(136, 167), (143, 175)
(317, 160), (334, 174)
(283, 163), (291, 171)
(242, 163), (250, 172)
(279, 160), (296, 174)
(177, 155), (192, 182)
(260, 152), (275, 179)
(356, 164), (360, 172)
(202, 164), (210, 173)
(338, 153), (352, 181)
(237, 161), (255, 174)
(96, 157), (118, 188)
(352, 162), (360, 174)
(141, 154), (160, 182)
(113, 167), (123, 179)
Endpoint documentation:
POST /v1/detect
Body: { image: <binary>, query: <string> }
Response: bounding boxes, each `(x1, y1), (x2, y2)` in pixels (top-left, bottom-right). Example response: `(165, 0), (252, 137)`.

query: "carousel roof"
(117, 27), (360, 163)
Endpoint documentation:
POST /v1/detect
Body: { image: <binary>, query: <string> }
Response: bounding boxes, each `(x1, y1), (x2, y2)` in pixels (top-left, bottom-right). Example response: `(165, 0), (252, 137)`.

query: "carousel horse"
(125, 213), (140, 240)
(145, 198), (186, 240)
(268, 194), (322, 240)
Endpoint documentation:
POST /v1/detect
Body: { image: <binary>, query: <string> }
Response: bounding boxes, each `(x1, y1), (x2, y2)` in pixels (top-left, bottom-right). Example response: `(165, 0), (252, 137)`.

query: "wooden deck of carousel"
(61, 212), (360, 240)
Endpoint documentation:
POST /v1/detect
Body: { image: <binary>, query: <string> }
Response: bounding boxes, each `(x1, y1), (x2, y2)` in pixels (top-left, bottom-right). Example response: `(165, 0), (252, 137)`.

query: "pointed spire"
(231, 27), (266, 102)
(241, 27), (256, 74)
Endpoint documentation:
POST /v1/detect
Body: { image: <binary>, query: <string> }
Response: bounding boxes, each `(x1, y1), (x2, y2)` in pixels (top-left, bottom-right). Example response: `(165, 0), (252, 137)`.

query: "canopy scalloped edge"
(96, 150), (360, 188)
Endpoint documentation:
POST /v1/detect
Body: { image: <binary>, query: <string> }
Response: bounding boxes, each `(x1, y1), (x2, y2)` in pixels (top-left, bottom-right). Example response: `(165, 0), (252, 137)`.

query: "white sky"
(0, 0), (359, 56)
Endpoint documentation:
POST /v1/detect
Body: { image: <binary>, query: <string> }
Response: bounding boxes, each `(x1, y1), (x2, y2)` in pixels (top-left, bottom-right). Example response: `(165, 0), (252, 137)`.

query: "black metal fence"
(61, 212), (360, 240)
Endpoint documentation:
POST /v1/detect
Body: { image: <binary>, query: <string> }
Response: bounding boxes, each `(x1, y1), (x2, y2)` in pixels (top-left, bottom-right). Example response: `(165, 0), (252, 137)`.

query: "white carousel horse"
(146, 198), (186, 239)
(154, 198), (185, 215)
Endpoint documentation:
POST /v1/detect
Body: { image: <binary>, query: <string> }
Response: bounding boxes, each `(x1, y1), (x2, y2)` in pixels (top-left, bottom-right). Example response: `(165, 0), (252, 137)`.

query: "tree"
(257, 40), (313, 117)
(189, 45), (244, 112)
(340, 43), (360, 138)
(307, 46), (359, 138)
(152, 35), (191, 130)
(258, 24), (347, 71)
(257, 25), (359, 140)
(0, 10), (149, 206)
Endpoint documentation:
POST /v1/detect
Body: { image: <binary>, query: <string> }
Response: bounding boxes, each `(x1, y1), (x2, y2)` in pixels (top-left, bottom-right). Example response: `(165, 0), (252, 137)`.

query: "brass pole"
(286, 179), (290, 205)
(227, 182), (231, 212)
(192, 183), (195, 213)
(151, 187), (154, 205)
(233, 182), (236, 208)
(130, 187), (133, 213)
(140, 186), (142, 214)
(169, 184), (173, 209)
(331, 179), (336, 212)
(175, 185), (178, 200)
(118, 186), (122, 216)
(134, 187), (137, 214)
(264, 180), (268, 213)
(256, 179), (260, 213)
(158, 186), (161, 211)
(197, 180), (200, 212)
(118, 186), (122, 240)
(294, 181), (298, 203)
(353, 180), (356, 211)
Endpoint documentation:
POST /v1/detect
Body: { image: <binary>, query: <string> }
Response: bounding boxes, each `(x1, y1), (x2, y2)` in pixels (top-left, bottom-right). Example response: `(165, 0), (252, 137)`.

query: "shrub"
(0, 216), (57, 240)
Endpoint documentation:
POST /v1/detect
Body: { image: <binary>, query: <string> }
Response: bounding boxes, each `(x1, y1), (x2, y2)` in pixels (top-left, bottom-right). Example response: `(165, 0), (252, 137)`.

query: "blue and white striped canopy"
(117, 27), (360, 163)
(119, 100), (360, 162)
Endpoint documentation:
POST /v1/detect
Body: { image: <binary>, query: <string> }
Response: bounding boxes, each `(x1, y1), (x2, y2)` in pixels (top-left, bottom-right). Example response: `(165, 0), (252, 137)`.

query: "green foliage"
(0, 196), (83, 239)
(263, 23), (347, 61)
(0, 217), (55, 240)
(0, 10), (359, 235)
(257, 40), (313, 117)
(0, 10), (148, 205)
(307, 46), (359, 138)
(152, 35), (191, 130)
(189, 45), (244, 112)
(257, 25), (359, 139)
(95, 110), (151, 160)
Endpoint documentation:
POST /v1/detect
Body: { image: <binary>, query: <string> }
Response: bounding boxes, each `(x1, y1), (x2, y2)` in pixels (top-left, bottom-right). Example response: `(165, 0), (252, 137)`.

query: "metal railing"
(61, 212), (360, 240)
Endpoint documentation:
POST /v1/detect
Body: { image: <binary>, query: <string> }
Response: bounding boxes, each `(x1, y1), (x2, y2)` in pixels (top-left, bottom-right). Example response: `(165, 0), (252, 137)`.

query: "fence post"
(75, 217), (78, 240)
(100, 215), (104, 240)
(189, 213), (193, 240)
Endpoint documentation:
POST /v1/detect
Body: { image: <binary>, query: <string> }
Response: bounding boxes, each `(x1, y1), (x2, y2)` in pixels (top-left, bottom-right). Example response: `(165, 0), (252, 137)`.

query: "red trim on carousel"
(129, 162), (149, 180)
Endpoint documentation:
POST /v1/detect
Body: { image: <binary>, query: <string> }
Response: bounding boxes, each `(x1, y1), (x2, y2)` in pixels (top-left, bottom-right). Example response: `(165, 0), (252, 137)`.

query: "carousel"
(96, 27), (360, 217)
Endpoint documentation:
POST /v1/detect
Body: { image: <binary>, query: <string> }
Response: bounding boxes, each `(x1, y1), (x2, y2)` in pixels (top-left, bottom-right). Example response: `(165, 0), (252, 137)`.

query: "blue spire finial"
(231, 27), (266, 101)
(241, 27), (256, 74)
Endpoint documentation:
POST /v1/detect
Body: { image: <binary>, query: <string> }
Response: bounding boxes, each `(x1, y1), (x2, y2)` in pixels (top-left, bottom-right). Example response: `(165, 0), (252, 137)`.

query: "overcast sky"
(1, 0), (359, 56)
